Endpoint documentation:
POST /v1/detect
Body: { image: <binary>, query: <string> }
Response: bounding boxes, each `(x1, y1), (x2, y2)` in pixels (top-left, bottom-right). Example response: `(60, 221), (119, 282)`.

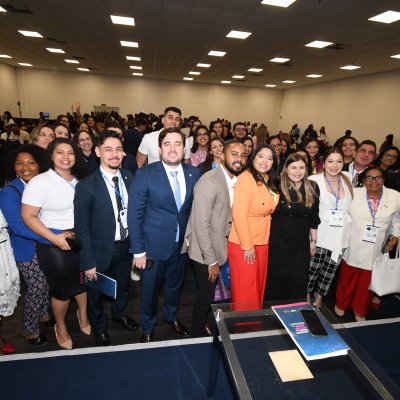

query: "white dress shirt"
(100, 166), (129, 241)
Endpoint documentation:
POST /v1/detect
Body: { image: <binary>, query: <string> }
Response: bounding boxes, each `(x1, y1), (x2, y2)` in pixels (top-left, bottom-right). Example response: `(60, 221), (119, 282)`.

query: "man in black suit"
(74, 131), (138, 346)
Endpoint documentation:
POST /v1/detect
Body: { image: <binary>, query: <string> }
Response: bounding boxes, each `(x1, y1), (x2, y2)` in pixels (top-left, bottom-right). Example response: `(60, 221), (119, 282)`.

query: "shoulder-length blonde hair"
(280, 153), (316, 207)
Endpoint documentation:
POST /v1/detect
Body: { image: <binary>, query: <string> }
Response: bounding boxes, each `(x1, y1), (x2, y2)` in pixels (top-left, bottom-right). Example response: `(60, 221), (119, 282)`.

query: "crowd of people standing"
(0, 106), (399, 354)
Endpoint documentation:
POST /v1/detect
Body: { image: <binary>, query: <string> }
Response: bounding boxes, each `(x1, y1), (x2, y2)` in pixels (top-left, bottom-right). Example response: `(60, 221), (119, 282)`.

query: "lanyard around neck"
(324, 173), (341, 209)
(366, 190), (383, 226)
(101, 170), (125, 207)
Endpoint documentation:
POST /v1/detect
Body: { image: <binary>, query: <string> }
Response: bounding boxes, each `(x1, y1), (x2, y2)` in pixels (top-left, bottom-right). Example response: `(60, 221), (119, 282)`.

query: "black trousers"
(190, 259), (217, 338)
(87, 240), (131, 335)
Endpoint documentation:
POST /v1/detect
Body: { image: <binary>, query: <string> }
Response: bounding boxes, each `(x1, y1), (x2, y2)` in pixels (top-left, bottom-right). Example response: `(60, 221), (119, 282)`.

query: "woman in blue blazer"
(0, 144), (53, 346)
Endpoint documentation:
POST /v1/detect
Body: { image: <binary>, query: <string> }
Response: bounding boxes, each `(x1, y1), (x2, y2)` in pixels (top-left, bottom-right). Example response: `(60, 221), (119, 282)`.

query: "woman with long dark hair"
(228, 144), (279, 310)
(308, 148), (353, 307)
(21, 138), (90, 349)
(190, 125), (211, 167)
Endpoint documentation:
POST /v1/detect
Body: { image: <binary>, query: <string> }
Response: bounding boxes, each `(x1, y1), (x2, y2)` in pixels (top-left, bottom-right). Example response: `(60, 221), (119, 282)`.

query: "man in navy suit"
(74, 130), (138, 346)
(128, 127), (201, 342)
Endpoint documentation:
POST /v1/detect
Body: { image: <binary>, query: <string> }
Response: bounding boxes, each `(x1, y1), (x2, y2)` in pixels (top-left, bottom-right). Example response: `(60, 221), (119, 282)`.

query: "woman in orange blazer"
(228, 144), (279, 310)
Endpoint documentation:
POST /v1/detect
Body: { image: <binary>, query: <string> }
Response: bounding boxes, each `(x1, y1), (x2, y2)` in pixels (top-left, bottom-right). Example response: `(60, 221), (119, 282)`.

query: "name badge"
(120, 209), (128, 229)
(329, 209), (343, 227)
(362, 225), (379, 243)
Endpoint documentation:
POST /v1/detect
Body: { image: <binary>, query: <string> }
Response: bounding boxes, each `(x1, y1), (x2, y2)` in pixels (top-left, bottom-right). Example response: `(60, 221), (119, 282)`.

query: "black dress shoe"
(112, 316), (139, 331)
(25, 333), (48, 346)
(140, 332), (154, 343)
(163, 320), (190, 337)
(95, 332), (111, 346)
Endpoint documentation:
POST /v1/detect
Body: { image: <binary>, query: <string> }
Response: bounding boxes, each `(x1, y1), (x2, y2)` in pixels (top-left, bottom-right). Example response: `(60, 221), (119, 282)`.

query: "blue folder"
(81, 272), (117, 299)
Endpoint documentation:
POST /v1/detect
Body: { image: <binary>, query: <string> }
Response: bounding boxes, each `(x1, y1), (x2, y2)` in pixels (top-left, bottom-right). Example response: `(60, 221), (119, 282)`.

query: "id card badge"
(120, 209), (128, 229)
(362, 225), (379, 243)
(329, 209), (343, 227)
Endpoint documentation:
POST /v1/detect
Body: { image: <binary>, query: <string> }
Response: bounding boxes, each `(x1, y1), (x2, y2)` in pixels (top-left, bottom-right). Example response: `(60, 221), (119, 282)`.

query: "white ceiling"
(1, 0), (400, 89)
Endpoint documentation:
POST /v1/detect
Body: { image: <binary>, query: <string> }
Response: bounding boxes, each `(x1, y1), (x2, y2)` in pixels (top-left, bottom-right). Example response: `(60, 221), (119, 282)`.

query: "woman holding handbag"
(335, 166), (400, 321)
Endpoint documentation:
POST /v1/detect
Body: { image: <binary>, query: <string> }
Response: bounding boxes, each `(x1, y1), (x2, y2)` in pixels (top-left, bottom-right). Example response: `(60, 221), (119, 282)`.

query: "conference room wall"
(279, 69), (400, 145)
(8, 66), (283, 130)
(0, 63), (19, 115)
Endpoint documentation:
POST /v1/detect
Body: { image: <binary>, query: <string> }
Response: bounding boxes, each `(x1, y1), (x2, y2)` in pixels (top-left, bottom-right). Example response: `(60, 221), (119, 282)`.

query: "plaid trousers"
(308, 246), (343, 296)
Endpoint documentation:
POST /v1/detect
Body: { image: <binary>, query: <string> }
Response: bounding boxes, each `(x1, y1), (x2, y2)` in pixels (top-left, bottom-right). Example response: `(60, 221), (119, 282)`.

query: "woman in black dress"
(265, 153), (320, 301)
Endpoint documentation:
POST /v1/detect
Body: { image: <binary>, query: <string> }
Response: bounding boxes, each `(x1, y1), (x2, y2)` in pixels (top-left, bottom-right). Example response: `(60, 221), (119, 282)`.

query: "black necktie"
(112, 176), (127, 241)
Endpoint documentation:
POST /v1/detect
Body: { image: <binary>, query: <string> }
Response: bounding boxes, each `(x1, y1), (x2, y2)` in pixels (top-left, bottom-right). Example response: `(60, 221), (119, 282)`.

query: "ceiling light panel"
(183, 77), (193, 81)
(208, 51), (226, 57)
(46, 48), (65, 53)
(226, 30), (252, 39)
(0, 54), (12, 58)
(221, 80), (231, 84)
(129, 65), (142, 70)
(0, 6), (6, 12)
(18, 30), (43, 37)
(248, 68), (263, 72)
(232, 75), (245, 79)
(110, 15), (135, 26)
(390, 54), (400, 59)
(261, 0), (297, 8)
(77, 68), (89, 71)
(368, 11), (400, 24)
(270, 57), (290, 63)
(265, 84), (276, 87)
(65, 59), (79, 64)
(18, 63), (32, 66)
(120, 41), (138, 48)
(189, 71), (200, 75)
(132, 72), (143, 76)
(126, 56), (141, 61)
(282, 80), (296, 83)
(340, 65), (361, 70)
(197, 63), (211, 68)
(306, 74), (323, 78)
(305, 40), (333, 48)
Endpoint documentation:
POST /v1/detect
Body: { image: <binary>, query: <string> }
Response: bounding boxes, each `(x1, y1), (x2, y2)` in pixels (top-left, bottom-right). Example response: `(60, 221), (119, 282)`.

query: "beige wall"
(1, 63), (399, 148)
(0, 63), (19, 116)
(7, 67), (283, 131)
(279, 70), (400, 146)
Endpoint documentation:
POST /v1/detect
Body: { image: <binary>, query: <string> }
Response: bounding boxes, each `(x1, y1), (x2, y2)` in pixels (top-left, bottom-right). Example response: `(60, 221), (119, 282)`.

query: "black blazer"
(74, 168), (133, 271)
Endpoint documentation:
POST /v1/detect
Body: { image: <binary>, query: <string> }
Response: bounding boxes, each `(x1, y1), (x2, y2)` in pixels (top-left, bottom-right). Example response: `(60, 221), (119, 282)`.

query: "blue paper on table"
(81, 272), (117, 299)
(271, 302), (350, 361)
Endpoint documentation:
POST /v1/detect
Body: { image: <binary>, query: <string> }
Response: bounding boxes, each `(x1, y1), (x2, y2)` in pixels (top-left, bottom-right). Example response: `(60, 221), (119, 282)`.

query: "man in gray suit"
(184, 140), (246, 337)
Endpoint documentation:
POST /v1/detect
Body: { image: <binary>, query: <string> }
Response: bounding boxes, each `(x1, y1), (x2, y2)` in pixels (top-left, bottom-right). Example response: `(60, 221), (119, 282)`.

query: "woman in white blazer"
(335, 166), (400, 321)
(308, 148), (353, 307)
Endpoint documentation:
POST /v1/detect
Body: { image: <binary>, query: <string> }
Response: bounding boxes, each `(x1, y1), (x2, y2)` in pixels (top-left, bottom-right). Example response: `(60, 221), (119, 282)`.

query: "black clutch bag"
(66, 237), (81, 252)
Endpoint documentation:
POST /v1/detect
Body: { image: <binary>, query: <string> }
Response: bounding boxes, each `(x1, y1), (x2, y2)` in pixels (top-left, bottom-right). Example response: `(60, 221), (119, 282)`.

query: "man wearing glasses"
(231, 122), (248, 140)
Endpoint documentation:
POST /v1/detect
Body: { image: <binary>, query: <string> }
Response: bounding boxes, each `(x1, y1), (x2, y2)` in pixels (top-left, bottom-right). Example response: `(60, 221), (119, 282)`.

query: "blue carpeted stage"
(1, 299), (400, 400)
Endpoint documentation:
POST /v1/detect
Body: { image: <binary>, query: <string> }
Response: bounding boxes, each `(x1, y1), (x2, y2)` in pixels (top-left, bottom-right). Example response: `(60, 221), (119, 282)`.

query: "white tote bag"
(369, 246), (400, 296)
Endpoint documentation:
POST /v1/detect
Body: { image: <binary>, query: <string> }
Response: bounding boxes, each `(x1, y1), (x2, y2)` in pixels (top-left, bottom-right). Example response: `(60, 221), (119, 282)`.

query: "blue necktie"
(170, 170), (182, 242)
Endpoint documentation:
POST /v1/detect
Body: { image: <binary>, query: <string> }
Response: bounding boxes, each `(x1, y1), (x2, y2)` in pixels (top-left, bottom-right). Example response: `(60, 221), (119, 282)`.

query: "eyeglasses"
(364, 176), (383, 182)
(197, 132), (208, 137)
(79, 138), (92, 143)
(383, 153), (397, 159)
